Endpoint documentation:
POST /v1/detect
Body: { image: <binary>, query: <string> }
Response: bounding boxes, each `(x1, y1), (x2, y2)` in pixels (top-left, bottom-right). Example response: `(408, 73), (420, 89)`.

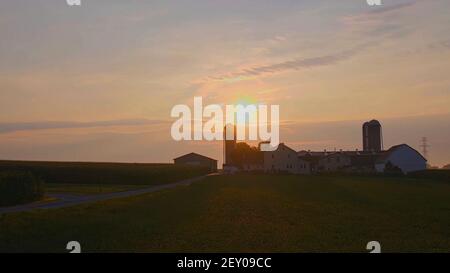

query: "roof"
(279, 143), (297, 153)
(173, 152), (217, 162)
(298, 150), (382, 167)
(298, 153), (321, 163)
(261, 142), (297, 153)
(376, 144), (427, 163)
(297, 144), (426, 166)
(298, 150), (377, 157)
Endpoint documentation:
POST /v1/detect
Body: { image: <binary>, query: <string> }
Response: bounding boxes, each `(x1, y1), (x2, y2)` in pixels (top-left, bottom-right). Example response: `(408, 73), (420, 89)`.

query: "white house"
(375, 144), (427, 174)
(297, 157), (311, 174)
(264, 143), (299, 174)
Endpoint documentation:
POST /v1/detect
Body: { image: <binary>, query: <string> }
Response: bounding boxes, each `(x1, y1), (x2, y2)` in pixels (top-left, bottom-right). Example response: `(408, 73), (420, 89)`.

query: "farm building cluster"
(174, 120), (427, 175)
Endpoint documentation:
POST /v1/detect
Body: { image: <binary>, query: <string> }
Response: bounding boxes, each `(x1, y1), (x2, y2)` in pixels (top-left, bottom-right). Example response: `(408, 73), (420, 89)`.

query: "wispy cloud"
(0, 119), (170, 134)
(199, 42), (376, 83)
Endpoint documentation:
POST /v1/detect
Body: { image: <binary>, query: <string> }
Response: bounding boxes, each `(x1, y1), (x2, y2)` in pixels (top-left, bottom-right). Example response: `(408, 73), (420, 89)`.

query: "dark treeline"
(0, 160), (211, 186)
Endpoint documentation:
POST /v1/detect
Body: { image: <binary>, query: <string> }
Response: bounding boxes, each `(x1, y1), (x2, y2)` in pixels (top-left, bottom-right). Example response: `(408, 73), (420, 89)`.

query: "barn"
(375, 144), (427, 174)
(174, 153), (218, 172)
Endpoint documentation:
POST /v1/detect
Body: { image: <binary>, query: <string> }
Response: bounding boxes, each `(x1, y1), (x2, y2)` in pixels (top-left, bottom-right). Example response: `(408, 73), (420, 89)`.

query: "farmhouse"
(174, 152), (218, 172)
(263, 143), (298, 173)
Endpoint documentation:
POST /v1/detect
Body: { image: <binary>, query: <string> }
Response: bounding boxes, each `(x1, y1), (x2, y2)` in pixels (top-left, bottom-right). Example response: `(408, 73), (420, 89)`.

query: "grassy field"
(1, 174), (450, 253)
(0, 160), (210, 186)
(46, 183), (149, 195)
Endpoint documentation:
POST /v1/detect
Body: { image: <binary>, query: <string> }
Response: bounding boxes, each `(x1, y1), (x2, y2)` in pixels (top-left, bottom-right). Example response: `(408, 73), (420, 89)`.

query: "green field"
(46, 183), (148, 195)
(1, 174), (450, 253)
(0, 160), (210, 186)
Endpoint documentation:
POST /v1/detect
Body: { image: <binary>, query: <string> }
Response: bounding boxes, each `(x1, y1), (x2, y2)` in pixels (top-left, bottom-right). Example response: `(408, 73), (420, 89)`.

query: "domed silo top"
(368, 120), (381, 126)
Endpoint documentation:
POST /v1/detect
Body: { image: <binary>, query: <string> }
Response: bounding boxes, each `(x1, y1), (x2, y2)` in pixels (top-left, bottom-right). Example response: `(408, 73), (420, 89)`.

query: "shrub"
(383, 161), (404, 177)
(0, 172), (45, 207)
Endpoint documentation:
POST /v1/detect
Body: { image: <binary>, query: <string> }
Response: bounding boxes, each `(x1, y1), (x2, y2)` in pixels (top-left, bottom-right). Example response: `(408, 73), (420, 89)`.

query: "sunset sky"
(0, 0), (449, 166)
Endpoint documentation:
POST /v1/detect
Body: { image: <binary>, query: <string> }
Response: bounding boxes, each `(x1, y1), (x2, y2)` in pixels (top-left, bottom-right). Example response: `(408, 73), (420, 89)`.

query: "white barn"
(375, 144), (427, 174)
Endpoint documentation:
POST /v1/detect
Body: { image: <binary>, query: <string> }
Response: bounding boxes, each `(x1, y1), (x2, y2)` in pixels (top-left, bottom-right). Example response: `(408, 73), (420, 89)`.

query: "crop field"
(0, 160), (210, 186)
(1, 174), (449, 253)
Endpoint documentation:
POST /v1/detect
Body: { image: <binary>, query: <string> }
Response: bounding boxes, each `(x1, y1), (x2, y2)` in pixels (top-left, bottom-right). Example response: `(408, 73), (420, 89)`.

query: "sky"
(0, 0), (449, 167)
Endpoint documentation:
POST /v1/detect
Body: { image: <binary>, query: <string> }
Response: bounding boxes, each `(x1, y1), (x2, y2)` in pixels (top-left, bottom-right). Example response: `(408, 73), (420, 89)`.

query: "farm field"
(46, 183), (148, 195)
(0, 160), (210, 186)
(1, 174), (450, 253)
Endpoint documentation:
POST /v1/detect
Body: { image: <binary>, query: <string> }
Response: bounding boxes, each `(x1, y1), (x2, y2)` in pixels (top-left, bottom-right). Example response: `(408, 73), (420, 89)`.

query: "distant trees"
(231, 142), (263, 168)
(427, 164), (440, 170)
(0, 172), (45, 207)
(443, 164), (450, 170)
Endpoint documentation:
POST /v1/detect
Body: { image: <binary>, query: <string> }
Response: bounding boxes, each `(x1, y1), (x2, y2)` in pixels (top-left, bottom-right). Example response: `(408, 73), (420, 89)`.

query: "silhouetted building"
(318, 152), (352, 172)
(363, 119), (383, 152)
(174, 152), (217, 172)
(223, 124), (236, 166)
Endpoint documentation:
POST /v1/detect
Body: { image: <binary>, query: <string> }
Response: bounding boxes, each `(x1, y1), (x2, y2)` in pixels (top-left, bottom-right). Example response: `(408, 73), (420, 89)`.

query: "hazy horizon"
(1, 0), (449, 167)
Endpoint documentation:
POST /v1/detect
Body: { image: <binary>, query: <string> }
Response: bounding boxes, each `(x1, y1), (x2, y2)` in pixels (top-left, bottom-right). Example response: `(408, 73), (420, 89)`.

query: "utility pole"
(420, 137), (430, 160)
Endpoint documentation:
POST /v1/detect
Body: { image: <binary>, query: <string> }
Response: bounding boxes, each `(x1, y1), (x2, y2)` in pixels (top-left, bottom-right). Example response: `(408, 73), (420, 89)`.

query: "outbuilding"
(174, 153), (218, 172)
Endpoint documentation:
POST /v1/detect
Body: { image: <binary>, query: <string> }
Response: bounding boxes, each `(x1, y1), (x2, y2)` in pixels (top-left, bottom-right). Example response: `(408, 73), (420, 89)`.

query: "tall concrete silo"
(223, 124), (236, 165)
(362, 119), (383, 152)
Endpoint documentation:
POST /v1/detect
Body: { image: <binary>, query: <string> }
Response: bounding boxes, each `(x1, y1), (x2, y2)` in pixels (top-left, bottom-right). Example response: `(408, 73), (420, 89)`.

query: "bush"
(0, 172), (45, 207)
(383, 161), (404, 177)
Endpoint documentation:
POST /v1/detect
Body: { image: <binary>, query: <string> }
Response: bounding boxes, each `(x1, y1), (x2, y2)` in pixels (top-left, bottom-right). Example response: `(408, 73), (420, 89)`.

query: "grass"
(1, 174), (450, 253)
(46, 184), (149, 195)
